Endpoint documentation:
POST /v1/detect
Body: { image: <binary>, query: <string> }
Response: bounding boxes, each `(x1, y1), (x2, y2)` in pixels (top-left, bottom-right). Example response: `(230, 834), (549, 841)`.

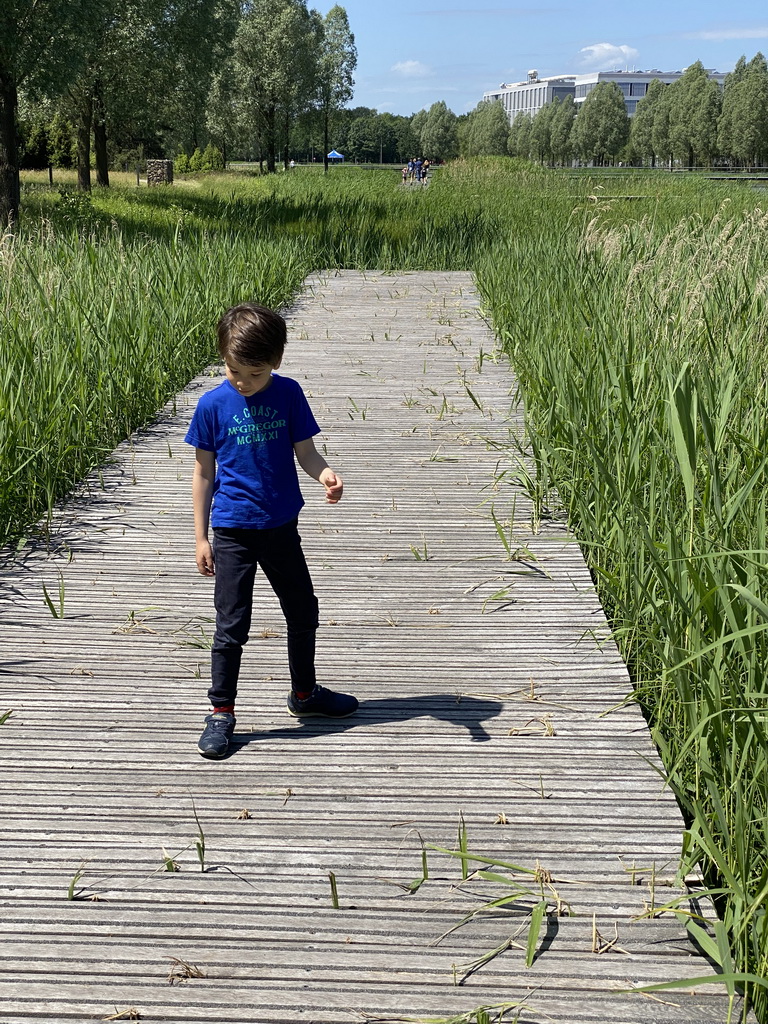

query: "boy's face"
(224, 356), (281, 397)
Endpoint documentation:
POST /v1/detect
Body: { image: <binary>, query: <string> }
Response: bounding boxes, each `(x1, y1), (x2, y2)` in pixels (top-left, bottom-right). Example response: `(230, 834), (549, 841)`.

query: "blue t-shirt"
(185, 374), (320, 528)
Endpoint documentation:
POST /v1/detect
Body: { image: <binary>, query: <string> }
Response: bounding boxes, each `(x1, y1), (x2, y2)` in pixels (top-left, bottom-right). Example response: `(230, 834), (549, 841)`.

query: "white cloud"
(578, 43), (640, 71)
(686, 26), (768, 41)
(391, 60), (432, 78)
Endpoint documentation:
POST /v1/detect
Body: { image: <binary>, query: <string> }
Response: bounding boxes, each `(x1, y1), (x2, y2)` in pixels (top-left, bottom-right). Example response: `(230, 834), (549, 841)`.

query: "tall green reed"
(475, 183), (768, 1018)
(0, 214), (314, 548)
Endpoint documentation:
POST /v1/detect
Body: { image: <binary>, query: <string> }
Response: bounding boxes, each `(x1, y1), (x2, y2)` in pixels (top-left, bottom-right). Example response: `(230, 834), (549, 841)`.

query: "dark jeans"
(209, 520), (319, 708)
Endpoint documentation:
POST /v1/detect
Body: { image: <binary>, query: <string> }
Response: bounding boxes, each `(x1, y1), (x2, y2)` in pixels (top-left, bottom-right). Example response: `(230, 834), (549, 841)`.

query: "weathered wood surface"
(0, 271), (744, 1022)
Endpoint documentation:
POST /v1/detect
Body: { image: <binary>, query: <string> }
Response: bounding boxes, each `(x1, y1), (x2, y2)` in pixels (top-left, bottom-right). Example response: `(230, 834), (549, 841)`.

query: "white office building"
(484, 70), (576, 121)
(484, 68), (726, 123)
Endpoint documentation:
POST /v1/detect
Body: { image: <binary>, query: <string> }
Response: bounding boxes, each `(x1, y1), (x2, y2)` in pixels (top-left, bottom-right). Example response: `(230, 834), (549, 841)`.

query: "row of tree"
(313, 100), (460, 164)
(24, 100), (464, 172)
(502, 55), (768, 168)
(1, 0), (357, 223)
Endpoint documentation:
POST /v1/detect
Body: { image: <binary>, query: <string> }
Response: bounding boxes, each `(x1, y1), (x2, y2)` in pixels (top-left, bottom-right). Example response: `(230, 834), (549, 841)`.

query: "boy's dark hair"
(217, 303), (286, 365)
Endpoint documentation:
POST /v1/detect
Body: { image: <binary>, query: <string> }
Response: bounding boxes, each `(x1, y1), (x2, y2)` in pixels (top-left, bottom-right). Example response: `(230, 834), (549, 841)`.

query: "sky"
(314, 1), (768, 116)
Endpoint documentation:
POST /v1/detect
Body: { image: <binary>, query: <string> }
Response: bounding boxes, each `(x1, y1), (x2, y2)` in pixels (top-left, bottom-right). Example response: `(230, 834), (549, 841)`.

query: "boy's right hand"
(196, 539), (215, 576)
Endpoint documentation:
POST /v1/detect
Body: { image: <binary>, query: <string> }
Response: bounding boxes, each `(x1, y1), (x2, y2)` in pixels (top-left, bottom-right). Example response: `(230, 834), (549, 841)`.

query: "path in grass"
(0, 272), (745, 1023)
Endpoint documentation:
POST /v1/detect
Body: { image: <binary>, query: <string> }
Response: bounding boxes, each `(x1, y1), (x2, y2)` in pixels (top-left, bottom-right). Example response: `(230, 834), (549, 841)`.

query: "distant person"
(401, 165), (408, 185)
(407, 159), (415, 182)
(289, 159), (295, 170)
(414, 157), (423, 182)
(186, 303), (358, 759)
(421, 158), (430, 184)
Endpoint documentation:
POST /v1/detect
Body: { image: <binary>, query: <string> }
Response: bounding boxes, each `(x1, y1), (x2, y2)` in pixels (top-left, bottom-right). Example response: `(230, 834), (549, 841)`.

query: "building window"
(630, 82), (647, 96)
(618, 83), (631, 96)
(625, 99), (638, 114)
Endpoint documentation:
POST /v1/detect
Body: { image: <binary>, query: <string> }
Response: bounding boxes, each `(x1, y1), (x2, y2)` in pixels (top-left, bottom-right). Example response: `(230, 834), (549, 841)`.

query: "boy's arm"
(293, 437), (343, 504)
(192, 448), (216, 575)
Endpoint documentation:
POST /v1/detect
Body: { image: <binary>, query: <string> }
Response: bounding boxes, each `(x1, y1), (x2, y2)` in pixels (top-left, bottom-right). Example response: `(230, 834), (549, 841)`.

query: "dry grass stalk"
(102, 1009), (141, 1021)
(591, 914), (630, 956)
(534, 861), (553, 884)
(165, 956), (205, 984)
(508, 715), (555, 737)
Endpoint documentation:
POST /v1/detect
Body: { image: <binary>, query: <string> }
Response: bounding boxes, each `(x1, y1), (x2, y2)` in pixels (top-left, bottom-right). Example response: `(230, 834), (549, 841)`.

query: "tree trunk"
(76, 88), (93, 192)
(323, 107), (329, 174)
(0, 70), (20, 227)
(93, 79), (109, 187)
(265, 105), (276, 173)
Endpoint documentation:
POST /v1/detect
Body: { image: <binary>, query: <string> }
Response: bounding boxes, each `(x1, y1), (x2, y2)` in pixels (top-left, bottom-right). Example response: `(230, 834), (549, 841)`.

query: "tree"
(393, 115), (418, 162)
(410, 108), (428, 154)
(346, 115), (378, 161)
(90, 5), (163, 172)
(718, 56), (748, 162)
(651, 86), (673, 168)
(507, 112), (532, 159)
(315, 5), (356, 173)
(0, 0), (110, 223)
(418, 100), (458, 160)
(160, 0), (239, 158)
(47, 110), (76, 168)
(734, 54), (768, 166)
(332, 104), (374, 156)
(529, 100), (556, 164)
(571, 82), (629, 165)
(666, 61), (721, 167)
(62, 2), (123, 192)
(375, 112), (400, 162)
(17, 97), (49, 167)
(550, 95), (576, 166)
(719, 53), (768, 167)
(630, 78), (666, 167)
(206, 60), (243, 165)
(233, 0), (318, 173)
(460, 100), (509, 156)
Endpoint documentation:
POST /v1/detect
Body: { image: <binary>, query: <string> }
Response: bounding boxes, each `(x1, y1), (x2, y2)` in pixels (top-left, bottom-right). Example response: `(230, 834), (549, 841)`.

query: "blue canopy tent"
(327, 150), (344, 161)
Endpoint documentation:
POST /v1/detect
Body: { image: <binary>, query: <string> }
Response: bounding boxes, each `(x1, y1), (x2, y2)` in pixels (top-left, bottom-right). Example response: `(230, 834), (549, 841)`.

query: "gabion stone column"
(146, 159), (174, 185)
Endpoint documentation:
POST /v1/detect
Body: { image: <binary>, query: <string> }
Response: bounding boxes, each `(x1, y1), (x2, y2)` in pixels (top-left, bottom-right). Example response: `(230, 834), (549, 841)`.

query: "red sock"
(212, 705), (235, 715)
(293, 690), (313, 700)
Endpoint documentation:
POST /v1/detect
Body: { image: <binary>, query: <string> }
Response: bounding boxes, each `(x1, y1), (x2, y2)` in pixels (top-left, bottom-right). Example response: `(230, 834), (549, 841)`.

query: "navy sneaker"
(197, 712), (235, 758)
(287, 685), (358, 719)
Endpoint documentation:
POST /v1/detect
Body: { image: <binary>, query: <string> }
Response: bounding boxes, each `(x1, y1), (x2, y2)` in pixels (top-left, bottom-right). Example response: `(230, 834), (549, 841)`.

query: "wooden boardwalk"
(0, 271), (742, 1023)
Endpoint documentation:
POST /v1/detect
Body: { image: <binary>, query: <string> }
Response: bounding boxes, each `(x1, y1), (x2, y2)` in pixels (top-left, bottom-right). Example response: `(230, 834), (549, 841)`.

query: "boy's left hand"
(320, 469), (343, 503)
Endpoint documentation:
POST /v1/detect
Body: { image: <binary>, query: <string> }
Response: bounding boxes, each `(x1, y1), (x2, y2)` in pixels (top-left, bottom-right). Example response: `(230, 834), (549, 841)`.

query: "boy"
(186, 302), (358, 759)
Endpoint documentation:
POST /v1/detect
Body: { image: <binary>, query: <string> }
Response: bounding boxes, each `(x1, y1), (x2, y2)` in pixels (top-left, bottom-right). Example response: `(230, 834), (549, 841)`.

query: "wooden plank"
(0, 272), (747, 1022)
